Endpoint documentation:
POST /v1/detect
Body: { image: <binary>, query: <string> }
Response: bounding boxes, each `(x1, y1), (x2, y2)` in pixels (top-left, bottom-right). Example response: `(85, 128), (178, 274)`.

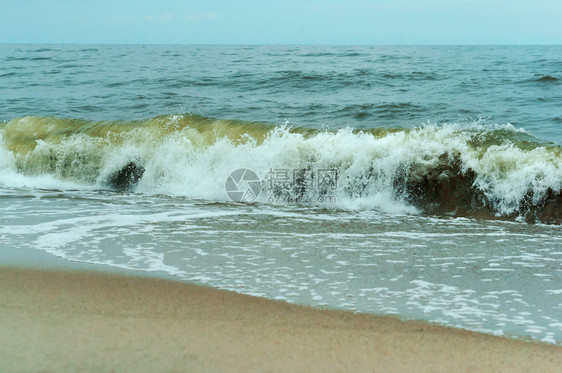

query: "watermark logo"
(225, 167), (338, 204)
(266, 168), (338, 203)
(225, 168), (262, 202)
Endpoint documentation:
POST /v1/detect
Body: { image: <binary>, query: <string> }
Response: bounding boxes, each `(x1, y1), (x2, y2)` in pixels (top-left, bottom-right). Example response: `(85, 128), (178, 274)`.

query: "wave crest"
(1, 114), (560, 223)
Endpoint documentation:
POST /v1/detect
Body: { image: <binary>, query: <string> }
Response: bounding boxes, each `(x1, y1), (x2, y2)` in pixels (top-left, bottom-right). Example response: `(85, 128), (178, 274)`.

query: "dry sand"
(1, 267), (561, 372)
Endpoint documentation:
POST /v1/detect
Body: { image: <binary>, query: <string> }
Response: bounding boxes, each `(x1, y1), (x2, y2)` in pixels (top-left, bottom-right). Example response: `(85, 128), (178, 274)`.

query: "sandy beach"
(0, 267), (560, 372)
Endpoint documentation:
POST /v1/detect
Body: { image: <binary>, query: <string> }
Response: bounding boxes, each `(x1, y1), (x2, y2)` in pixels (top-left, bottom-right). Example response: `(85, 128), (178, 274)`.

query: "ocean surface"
(1, 45), (561, 343)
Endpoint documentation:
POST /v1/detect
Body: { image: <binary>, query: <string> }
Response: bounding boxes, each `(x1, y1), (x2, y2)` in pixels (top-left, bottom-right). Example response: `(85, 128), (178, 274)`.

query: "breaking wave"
(1, 114), (560, 223)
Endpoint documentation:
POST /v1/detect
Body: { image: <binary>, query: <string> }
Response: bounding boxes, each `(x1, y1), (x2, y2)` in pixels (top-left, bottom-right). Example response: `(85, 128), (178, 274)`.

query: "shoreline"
(1, 267), (561, 372)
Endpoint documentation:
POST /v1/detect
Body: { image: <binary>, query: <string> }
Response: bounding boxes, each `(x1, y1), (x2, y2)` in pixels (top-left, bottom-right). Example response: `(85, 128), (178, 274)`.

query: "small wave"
(5, 56), (30, 62)
(336, 102), (426, 120)
(274, 70), (326, 82)
(534, 75), (558, 82)
(299, 51), (364, 57)
(381, 71), (439, 81)
(72, 105), (105, 113)
(340, 52), (363, 57)
(58, 63), (92, 69)
(226, 70), (368, 90)
(30, 56), (53, 61)
(376, 102), (425, 113)
(105, 82), (128, 88)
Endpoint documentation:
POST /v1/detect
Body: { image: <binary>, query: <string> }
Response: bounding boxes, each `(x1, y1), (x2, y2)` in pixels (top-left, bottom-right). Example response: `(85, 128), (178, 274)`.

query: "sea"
(1, 44), (561, 344)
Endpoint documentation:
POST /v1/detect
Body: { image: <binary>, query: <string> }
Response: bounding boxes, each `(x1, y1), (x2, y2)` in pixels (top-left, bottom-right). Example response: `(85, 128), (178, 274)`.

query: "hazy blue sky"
(1, 0), (561, 44)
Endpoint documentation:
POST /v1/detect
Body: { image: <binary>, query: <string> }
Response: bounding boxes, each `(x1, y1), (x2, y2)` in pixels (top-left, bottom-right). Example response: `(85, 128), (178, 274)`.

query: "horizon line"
(1, 42), (561, 47)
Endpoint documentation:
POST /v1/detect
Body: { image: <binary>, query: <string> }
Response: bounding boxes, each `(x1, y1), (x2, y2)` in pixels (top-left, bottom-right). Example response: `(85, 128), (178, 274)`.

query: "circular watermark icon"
(225, 168), (261, 202)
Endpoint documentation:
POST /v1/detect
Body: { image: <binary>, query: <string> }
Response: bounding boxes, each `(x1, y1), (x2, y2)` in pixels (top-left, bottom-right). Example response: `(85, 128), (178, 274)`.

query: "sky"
(1, 0), (561, 44)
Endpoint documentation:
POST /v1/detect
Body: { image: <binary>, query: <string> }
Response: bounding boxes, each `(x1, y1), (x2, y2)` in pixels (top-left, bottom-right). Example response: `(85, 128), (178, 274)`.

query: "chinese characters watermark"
(225, 168), (338, 204)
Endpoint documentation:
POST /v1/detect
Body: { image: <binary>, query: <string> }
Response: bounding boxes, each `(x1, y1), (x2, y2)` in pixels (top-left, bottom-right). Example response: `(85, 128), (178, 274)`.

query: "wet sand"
(1, 267), (561, 372)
